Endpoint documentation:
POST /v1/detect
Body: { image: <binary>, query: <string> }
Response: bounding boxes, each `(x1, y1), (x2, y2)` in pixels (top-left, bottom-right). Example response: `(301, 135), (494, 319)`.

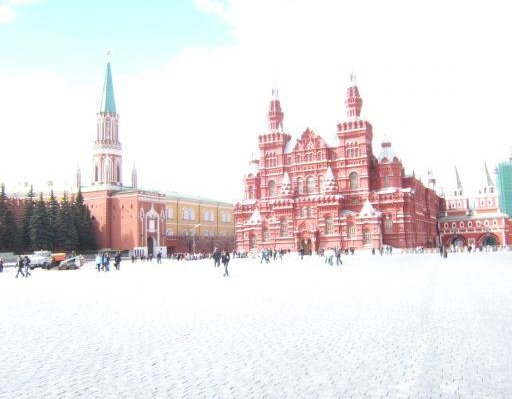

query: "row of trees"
(176, 233), (235, 254)
(0, 185), (95, 253)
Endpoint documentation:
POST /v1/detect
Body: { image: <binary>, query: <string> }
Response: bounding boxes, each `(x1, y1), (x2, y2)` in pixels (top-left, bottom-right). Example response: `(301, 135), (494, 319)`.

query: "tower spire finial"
(455, 166), (463, 192)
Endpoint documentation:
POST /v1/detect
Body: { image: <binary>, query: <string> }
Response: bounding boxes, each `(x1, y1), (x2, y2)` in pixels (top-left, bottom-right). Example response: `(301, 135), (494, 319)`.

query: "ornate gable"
(293, 128), (328, 152)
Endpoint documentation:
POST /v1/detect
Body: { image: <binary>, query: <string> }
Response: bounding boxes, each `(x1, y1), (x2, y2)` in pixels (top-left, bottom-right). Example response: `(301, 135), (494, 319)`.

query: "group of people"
(95, 252), (122, 272)
(322, 247), (343, 266)
(15, 255), (32, 278)
(212, 247), (231, 277)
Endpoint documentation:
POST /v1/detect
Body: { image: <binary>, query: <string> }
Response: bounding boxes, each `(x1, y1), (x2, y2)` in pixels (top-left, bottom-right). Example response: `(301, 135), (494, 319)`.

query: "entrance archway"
(300, 238), (312, 255)
(450, 235), (466, 248)
(147, 236), (155, 256)
(479, 234), (499, 247)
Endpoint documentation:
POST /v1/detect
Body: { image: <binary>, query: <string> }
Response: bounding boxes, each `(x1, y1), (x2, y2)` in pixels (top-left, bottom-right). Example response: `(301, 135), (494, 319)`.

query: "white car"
(27, 251), (53, 269)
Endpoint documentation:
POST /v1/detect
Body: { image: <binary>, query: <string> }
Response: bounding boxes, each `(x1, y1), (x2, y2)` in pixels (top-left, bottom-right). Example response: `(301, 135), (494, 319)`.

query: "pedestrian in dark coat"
(24, 256), (31, 277)
(15, 256), (25, 278)
(0, 257), (3, 273)
(114, 252), (122, 270)
(221, 251), (230, 277)
(213, 248), (221, 267)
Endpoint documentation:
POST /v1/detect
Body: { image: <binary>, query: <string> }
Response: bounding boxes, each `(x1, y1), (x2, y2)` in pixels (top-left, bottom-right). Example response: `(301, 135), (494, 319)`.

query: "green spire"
(99, 62), (116, 113)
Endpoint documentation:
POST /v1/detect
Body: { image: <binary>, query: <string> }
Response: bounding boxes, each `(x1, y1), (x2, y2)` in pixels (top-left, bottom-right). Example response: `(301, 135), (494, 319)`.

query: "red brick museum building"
(234, 77), (445, 253)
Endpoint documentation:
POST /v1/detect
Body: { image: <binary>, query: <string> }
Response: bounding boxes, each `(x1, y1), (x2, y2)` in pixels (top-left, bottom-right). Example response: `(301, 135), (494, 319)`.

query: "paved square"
(1, 252), (512, 398)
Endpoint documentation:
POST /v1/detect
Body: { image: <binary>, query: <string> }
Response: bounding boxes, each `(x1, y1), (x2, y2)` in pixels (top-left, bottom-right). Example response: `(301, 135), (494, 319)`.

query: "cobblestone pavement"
(1, 252), (512, 398)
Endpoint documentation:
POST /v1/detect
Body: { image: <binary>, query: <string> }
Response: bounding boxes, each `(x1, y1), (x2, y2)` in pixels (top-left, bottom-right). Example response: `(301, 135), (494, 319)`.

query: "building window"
(319, 175), (324, 192)
(166, 229), (174, 237)
(297, 178), (304, 194)
(348, 224), (356, 239)
(363, 229), (371, 244)
(166, 207), (173, 219)
(307, 207), (312, 218)
(302, 207), (307, 218)
(248, 186), (254, 199)
(452, 222), (456, 228)
(468, 221), (472, 227)
(484, 220), (489, 226)
(325, 217), (333, 235)
(306, 176), (315, 194)
(349, 172), (359, 189)
(460, 222), (464, 228)
(182, 209), (187, 220)
(384, 176), (390, 188)
(280, 219), (288, 237)
(268, 180), (276, 197)
(477, 221), (481, 227)
(250, 235), (257, 249)
(385, 217), (393, 233)
(493, 219), (498, 226)
(95, 165), (99, 181)
(263, 228), (269, 242)
(444, 223), (448, 229)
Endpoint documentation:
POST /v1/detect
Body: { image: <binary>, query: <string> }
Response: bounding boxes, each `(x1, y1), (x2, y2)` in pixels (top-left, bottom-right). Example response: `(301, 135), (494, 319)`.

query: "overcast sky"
(0, 0), (511, 202)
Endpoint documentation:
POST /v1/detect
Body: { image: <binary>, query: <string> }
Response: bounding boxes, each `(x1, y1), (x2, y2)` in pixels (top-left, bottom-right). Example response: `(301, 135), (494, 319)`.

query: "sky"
(0, 0), (511, 203)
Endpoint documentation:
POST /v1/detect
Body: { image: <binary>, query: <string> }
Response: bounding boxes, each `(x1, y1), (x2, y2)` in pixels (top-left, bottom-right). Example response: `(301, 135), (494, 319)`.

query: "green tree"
(18, 186), (36, 252)
(29, 192), (52, 250)
(0, 184), (18, 252)
(72, 189), (95, 250)
(47, 190), (59, 250)
(55, 192), (78, 252)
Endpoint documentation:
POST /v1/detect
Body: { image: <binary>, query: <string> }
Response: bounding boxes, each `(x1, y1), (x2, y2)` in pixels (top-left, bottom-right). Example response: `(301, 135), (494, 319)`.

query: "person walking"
(24, 256), (31, 277)
(213, 248), (221, 267)
(114, 252), (122, 270)
(156, 250), (162, 264)
(0, 257), (3, 273)
(221, 251), (230, 277)
(335, 247), (342, 266)
(95, 253), (102, 272)
(15, 256), (25, 278)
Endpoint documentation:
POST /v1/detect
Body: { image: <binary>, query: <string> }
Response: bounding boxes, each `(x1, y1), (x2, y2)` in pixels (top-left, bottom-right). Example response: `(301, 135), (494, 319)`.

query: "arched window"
(248, 186), (254, 199)
(306, 207), (312, 218)
(319, 175), (324, 192)
(263, 228), (270, 242)
(302, 207), (307, 218)
(384, 217), (393, 233)
(349, 172), (359, 189)
(95, 165), (99, 181)
(297, 178), (304, 195)
(166, 229), (174, 237)
(280, 219), (288, 237)
(306, 176), (315, 194)
(117, 165), (121, 183)
(325, 217), (333, 235)
(190, 209), (195, 220)
(363, 229), (372, 244)
(384, 176), (390, 188)
(296, 155), (302, 163)
(250, 235), (257, 249)
(348, 224), (356, 239)
(268, 180), (276, 197)
(166, 207), (173, 219)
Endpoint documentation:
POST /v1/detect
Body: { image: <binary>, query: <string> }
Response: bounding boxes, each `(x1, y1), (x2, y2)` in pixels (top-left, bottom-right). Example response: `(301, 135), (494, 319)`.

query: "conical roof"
(100, 62), (117, 113)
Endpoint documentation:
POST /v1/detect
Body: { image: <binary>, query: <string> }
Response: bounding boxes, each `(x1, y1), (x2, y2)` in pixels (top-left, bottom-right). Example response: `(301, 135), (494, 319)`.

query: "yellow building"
(163, 193), (234, 253)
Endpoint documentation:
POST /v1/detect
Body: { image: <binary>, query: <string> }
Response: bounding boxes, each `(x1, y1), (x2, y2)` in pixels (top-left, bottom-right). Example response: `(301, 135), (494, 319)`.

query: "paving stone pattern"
(1, 252), (512, 398)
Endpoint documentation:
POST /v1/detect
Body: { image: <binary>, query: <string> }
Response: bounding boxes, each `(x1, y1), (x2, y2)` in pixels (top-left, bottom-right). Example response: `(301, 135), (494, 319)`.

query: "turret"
(267, 88), (284, 132)
(345, 73), (363, 120)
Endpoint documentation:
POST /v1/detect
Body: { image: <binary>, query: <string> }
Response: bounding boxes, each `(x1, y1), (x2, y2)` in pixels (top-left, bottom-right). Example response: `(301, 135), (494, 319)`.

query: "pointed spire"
(76, 165), (81, 190)
(455, 166), (463, 191)
(345, 73), (363, 120)
(484, 162), (494, 187)
(132, 163), (138, 189)
(359, 199), (380, 217)
(323, 166), (338, 193)
(249, 208), (262, 224)
(268, 87), (284, 132)
(100, 58), (117, 114)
